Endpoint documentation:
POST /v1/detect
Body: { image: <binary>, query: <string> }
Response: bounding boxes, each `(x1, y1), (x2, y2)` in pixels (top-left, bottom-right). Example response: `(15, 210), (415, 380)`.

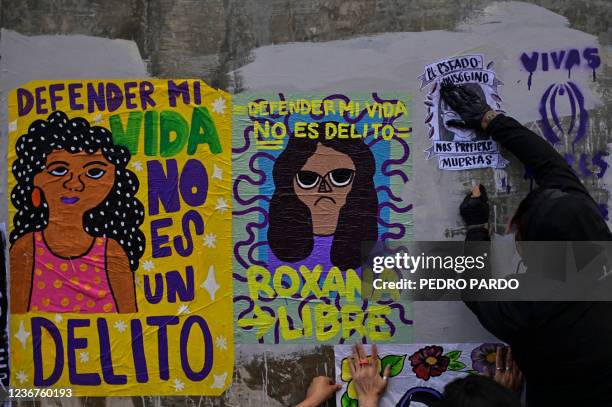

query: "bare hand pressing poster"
(419, 54), (509, 170)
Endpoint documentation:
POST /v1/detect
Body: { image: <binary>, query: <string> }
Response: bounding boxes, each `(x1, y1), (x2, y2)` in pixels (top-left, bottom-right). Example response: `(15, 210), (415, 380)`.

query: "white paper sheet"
(420, 55), (509, 170)
(335, 342), (504, 407)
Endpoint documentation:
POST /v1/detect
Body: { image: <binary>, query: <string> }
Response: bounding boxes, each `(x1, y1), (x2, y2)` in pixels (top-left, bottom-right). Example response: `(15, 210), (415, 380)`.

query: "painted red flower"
(409, 346), (450, 380)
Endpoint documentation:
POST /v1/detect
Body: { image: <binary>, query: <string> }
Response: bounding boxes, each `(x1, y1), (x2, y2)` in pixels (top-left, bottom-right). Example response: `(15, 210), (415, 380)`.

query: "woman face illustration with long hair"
(10, 111), (145, 314)
(293, 143), (356, 235)
(267, 123), (378, 271)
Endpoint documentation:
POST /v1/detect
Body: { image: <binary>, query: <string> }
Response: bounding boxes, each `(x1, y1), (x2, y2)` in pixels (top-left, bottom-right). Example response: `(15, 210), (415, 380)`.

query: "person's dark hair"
(508, 188), (564, 241)
(508, 190), (540, 240)
(10, 110), (145, 271)
(267, 124), (378, 270)
(436, 375), (520, 407)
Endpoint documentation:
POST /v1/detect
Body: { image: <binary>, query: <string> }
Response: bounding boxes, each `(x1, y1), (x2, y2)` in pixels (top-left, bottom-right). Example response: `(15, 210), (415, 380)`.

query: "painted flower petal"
(437, 356), (450, 370)
(341, 358), (353, 382)
(429, 365), (447, 377)
(409, 351), (424, 366)
(472, 360), (489, 374)
(414, 363), (432, 380)
(470, 343), (504, 375)
(348, 380), (358, 399)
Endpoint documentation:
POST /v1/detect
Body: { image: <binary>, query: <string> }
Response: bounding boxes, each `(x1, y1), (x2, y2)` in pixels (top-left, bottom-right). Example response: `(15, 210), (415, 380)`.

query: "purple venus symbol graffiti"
(538, 81), (588, 148)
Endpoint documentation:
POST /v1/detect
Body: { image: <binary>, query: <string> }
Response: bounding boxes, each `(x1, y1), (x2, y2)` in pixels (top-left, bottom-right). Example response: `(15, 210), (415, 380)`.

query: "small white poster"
(419, 55), (509, 170)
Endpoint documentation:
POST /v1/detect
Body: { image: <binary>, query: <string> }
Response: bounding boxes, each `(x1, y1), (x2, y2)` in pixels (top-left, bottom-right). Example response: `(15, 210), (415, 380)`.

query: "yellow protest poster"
(7, 79), (233, 395)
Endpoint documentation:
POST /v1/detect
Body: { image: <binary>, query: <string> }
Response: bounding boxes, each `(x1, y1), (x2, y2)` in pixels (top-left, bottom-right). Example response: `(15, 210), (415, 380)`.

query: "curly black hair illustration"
(267, 126), (379, 270)
(10, 110), (145, 271)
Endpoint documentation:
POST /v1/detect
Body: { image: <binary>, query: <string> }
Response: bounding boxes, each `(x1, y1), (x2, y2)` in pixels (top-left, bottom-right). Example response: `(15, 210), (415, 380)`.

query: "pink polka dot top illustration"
(29, 232), (117, 313)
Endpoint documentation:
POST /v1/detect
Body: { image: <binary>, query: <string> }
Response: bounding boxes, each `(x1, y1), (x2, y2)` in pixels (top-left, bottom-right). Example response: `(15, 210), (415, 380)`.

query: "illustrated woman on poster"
(267, 123), (378, 272)
(10, 111), (145, 314)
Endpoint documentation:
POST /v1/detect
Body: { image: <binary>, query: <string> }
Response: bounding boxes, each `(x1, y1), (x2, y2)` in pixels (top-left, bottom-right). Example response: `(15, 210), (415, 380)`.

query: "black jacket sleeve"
(463, 231), (522, 341)
(462, 116), (546, 341)
(486, 114), (588, 195)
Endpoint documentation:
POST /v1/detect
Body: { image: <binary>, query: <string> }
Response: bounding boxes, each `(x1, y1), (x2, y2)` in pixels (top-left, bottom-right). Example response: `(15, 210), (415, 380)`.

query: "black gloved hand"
(440, 83), (492, 130)
(460, 184), (490, 226)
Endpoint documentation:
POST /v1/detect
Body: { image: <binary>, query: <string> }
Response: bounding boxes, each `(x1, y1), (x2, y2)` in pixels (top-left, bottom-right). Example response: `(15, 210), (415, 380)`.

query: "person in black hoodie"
(441, 83), (612, 406)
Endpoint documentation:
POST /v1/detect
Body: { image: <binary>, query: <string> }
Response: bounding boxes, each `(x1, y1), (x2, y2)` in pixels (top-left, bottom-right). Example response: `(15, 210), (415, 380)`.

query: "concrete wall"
(1, 0), (611, 406)
(3, 0), (609, 87)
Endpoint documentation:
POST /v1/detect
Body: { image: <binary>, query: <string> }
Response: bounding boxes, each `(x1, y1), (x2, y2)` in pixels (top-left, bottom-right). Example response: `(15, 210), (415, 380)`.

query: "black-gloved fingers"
(477, 184), (488, 202)
(445, 119), (470, 129)
(440, 83), (463, 111)
(441, 84), (469, 128)
(460, 184), (490, 226)
(440, 83), (492, 130)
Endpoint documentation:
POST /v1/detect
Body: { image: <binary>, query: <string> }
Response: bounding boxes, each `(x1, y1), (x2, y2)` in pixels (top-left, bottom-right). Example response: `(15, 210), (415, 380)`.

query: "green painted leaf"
(381, 354), (407, 377)
(448, 360), (466, 371)
(466, 369), (480, 375)
(445, 350), (462, 361)
(341, 391), (353, 407)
